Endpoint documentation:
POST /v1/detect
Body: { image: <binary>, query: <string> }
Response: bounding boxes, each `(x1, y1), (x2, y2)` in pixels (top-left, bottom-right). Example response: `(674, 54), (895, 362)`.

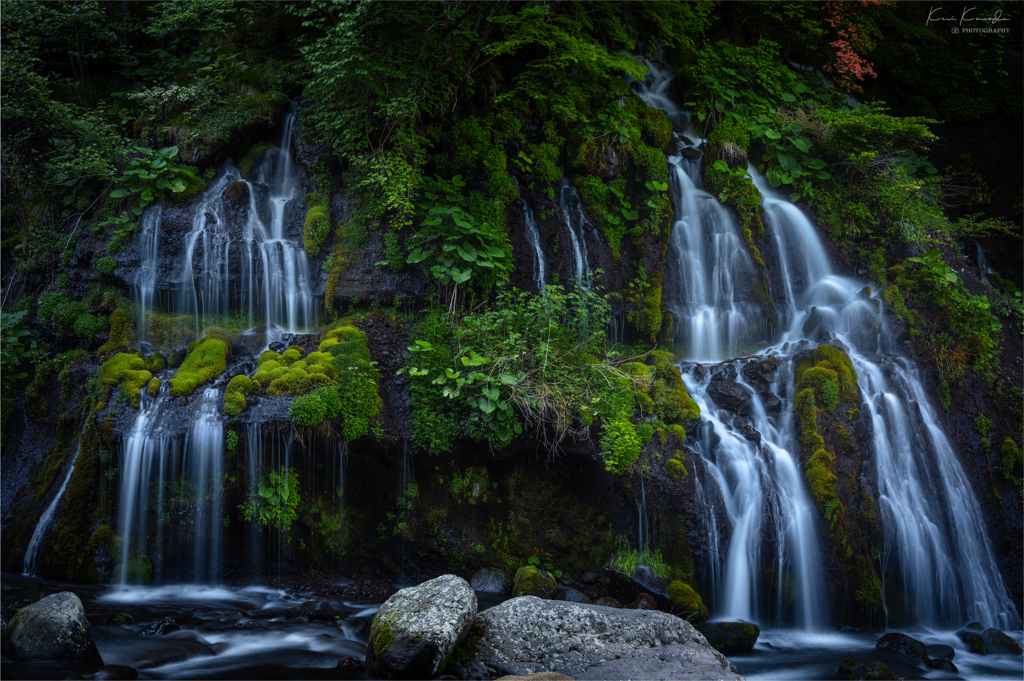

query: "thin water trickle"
(558, 179), (592, 290)
(23, 438), (83, 576)
(522, 197), (546, 290)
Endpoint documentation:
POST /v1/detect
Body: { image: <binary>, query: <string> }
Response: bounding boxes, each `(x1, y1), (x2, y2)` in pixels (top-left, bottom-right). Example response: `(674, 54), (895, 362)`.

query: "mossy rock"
(97, 307), (134, 355)
(652, 362), (700, 425)
(666, 458), (688, 480)
(238, 144), (270, 178)
(849, 661), (895, 680)
(145, 352), (166, 372)
(168, 333), (230, 397)
(222, 181), (249, 205)
(98, 353), (152, 408)
(700, 620), (760, 656)
(223, 375), (253, 416)
(512, 565), (558, 598)
(667, 580), (707, 627)
(167, 348), (185, 369)
(957, 629), (986, 654)
(147, 377), (160, 397)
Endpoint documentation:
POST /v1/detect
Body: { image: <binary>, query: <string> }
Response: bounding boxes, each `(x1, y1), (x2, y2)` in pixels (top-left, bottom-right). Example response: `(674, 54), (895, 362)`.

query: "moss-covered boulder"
(981, 628), (1023, 655)
(667, 580), (708, 627)
(98, 353), (151, 408)
(223, 375), (253, 416)
(0, 592), (103, 665)
(875, 632), (928, 665)
(97, 307), (134, 354)
(144, 352), (166, 372)
(513, 566), (558, 598)
(168, 333), (230, 397)
(366, 574), (477, 679)
(957, 629), (986, 654)
(699, 621), (760, 656)
(147, 377), (160, 397)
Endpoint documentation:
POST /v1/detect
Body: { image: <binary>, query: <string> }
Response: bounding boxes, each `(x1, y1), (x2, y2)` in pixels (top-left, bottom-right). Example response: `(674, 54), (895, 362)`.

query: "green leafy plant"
(110, 146), (201, 215)
(240, 467), (300, 533)
(406, 174), (509, 301)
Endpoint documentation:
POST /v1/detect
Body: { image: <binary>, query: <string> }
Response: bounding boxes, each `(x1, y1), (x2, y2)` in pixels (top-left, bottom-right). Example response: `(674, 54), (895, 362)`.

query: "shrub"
(93, 256), (117, 275)
(288, 384), (342, 427)
(599, 415), (642, 473)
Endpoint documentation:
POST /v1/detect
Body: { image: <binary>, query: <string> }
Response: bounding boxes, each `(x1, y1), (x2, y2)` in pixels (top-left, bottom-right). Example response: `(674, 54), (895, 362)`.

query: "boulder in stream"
(513, 566), (559, 598)
(140, 617), (181, 637)
(705, 379), (754, 414)
(285, 600), (337, 621)
(956, 628), (987, 654)
(926, 658), (959, 673)
(471, 568), (511, 594)
(926, 643), (954, 660)
(848, 661), (894, 680)
(0, 591), (103, 666)
(700, 621), (760, 656)
(449, 596), (742, 680)
(365, 574), (477, 679)
(86, 665), (139, 680)
(981, 627), (1024, 655)
(874, 632), (928, 665)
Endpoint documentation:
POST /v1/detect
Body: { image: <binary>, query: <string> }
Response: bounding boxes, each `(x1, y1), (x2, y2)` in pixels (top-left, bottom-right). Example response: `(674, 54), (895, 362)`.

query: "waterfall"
(558, 179), (592, 290)
(138, 103), (315, 348)
(521, 197), (546, 290)
(134, 205), (163, 347)
(22, 439), (82, 576)
(755, 168), (1021, 629)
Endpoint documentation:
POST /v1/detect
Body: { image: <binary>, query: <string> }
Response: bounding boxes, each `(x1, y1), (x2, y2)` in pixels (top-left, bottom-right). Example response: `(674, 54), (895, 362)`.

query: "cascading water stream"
(558, 178), (593, 290)
(635, 61), (828, 628)
(755, 167), (1021, 629)
(137, 103), (315, 348)
(22, 435), (84, 576)
(522, 197), (546, 290)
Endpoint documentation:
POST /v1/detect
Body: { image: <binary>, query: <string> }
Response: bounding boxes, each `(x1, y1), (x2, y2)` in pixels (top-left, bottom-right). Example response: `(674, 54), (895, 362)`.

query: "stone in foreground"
(0, 592), (103, 666)
(366, 574), (477, 679)
(449, 596), (744, 680)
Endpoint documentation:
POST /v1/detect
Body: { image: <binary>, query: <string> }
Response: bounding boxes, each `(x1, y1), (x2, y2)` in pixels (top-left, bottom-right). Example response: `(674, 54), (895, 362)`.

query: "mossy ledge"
(794, 343), (884, 627)
(168, 333), (231, 397)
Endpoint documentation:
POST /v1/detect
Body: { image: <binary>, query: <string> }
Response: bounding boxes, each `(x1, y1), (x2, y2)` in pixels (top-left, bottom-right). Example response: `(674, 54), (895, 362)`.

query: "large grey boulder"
(1, 592), (103, 665)
(366, 574), (477, 679)
(450, 596), (744, 680)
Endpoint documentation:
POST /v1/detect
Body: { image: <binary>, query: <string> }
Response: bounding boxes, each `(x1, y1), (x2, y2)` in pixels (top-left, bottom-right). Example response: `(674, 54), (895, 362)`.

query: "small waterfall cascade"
(558, 178), (593, 290)
(22, 438), (83, 576)
(754, 168), (1020, 629)
(521, 196), (546, 290)
(134, 205), (163, 346)
(117, 384), (225, 585)
(136, 104), (315, 348)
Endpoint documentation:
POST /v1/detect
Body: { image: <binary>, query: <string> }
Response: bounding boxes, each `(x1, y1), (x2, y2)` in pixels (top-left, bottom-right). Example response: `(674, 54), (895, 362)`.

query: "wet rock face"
(450, 596), (742, 681)
(705, 378), (754, 414)
(0, 592), (103, 666)
(285, 600), (337, 621)
(926, 658), (959, 673)
(957, 628), (987, 654)
(366, 574), (477, 680)
(699, 621), (760, 656)
(470, 568), (511, 594)
(981, 627), (1024, 655)
(140, 617), (180, 637)
(874, 632), (928, 665)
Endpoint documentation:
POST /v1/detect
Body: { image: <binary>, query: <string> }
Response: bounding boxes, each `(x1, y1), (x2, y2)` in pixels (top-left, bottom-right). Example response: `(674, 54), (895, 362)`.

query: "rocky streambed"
(3, 571), (1022, 680)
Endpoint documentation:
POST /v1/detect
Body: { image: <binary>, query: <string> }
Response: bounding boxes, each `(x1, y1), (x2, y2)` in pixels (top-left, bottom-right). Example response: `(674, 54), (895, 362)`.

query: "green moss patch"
(97, 307), (135, 355)
(168, 333), (230, 397)
(98, 353), (152, 408)
(668, 579), (708, 626)
(223, 375), (253, 416)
